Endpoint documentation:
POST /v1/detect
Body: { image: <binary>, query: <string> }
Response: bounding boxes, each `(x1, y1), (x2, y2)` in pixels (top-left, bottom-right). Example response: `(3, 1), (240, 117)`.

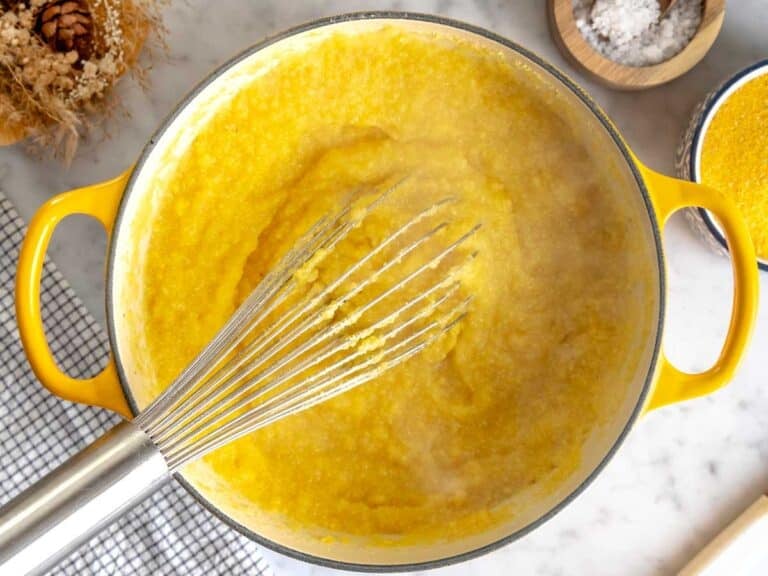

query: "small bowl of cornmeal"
(678, 60), (768, 271)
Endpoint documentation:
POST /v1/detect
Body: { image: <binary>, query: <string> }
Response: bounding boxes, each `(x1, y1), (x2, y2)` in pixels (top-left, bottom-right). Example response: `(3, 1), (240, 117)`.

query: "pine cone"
(1, 0), (24, 11)
(35, 0), (94, 61)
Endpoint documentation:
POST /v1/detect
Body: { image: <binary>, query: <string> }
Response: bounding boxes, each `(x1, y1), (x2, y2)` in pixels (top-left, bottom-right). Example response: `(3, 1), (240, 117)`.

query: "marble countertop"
(2, 1), (767, 575)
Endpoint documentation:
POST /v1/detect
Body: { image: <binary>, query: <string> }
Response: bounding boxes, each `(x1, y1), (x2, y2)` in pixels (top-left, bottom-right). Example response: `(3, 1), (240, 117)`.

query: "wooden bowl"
(547, 0), (726, 90)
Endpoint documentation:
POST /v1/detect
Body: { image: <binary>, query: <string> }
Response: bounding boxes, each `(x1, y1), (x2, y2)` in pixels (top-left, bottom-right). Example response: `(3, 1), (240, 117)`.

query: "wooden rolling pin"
(679, 495), (768, 575)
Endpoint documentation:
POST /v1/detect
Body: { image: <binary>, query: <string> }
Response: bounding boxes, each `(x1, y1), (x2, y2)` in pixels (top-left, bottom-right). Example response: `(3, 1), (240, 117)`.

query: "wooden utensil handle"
(679, 495), (768, 575)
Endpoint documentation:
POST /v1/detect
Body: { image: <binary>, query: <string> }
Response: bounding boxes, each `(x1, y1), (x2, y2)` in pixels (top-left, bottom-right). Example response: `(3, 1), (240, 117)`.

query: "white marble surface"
(1, 1), (767, 575)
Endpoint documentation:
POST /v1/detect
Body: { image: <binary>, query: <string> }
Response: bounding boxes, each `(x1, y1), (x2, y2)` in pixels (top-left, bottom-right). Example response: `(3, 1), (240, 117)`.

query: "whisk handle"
(0, 421), (169, 576)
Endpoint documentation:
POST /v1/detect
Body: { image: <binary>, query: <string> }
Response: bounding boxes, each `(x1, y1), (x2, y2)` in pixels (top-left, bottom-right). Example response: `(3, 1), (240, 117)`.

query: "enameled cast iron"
(15, 13), (758, 572)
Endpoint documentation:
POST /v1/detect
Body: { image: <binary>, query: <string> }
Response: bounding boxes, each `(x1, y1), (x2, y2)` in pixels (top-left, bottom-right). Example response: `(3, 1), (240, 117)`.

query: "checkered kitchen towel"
(0, 192), (272, 576)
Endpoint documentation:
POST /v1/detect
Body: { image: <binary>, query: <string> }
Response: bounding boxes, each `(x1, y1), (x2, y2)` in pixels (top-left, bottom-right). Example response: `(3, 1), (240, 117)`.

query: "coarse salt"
(573, 0), (703, 67)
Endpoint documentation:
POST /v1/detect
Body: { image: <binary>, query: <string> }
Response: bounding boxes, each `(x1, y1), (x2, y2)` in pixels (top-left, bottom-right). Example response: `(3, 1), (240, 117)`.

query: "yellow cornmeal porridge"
(138, 27), (650, 544)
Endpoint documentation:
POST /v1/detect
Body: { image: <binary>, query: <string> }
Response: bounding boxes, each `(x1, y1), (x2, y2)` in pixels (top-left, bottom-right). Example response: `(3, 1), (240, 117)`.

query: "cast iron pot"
(16, 12), (759, 572)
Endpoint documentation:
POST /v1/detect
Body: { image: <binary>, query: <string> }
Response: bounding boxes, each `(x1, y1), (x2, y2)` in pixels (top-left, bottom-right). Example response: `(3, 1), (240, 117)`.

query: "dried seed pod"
(35, 0), (94, 61)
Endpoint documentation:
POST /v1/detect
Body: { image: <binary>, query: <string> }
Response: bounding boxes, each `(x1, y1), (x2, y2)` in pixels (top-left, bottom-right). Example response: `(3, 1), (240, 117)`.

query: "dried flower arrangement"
(0, 0), (164, 161)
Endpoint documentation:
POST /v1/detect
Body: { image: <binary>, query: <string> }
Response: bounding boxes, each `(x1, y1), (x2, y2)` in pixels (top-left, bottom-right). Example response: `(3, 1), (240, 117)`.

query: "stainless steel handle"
(0, 420), (169, 576)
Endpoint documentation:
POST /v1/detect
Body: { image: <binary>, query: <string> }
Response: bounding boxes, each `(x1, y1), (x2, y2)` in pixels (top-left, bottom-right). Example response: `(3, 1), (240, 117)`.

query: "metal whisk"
(0, 184), (478, 576)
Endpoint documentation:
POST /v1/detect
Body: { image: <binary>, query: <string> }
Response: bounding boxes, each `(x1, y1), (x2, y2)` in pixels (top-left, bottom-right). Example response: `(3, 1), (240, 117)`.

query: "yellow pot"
(14, 13), (759, 571)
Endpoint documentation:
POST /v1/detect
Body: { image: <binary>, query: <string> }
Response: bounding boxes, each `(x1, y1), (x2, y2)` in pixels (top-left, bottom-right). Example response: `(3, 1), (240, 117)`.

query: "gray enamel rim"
(689, 59), (768, 272)
(105, 12), (666, 572)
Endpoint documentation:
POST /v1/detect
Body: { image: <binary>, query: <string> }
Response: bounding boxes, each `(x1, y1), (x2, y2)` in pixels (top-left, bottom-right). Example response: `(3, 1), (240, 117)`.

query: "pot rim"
(106, 11), (666, 572)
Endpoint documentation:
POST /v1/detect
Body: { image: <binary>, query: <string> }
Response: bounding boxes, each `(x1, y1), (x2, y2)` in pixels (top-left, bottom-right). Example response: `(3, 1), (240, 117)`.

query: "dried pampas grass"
(0, 0), (165, 162)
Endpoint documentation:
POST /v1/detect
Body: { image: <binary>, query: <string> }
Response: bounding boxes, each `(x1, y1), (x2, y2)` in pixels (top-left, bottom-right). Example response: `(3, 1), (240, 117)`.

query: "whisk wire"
(144, 187), (437, 437)
(138, 209), (343, 427)
(160, 277), (467, 460)
(148, 203), (452, 444)
(165, 305), (470, 468)
(136, 184), (478, 471)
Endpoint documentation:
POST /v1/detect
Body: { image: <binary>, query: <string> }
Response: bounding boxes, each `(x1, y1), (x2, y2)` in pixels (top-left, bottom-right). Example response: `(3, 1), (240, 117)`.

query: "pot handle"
(638, 163), (759, 412)
(16, 170), (132, 418)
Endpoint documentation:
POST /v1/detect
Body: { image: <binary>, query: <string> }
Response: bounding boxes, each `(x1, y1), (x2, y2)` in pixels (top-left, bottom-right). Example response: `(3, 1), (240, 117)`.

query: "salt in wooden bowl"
(547, 0), (726, 90)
